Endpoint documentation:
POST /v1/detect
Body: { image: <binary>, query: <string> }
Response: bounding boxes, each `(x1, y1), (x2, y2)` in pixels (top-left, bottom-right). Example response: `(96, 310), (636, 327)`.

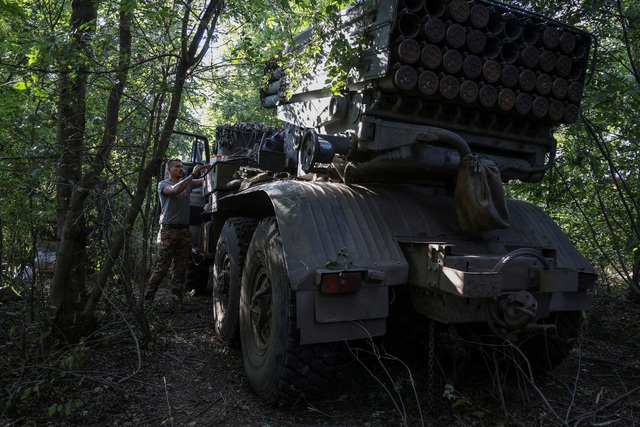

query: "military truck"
(189, 0), (596, 403)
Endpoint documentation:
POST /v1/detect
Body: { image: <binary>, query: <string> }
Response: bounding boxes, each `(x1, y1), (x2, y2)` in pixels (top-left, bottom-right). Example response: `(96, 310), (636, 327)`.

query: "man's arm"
(193, 177), (204, 188)
(162, 163), (208, 195)
(162, 175), (196, 196)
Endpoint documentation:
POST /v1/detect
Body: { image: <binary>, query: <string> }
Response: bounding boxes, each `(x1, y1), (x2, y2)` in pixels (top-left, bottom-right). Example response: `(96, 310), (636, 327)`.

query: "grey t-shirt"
(158, 179), (195, 225)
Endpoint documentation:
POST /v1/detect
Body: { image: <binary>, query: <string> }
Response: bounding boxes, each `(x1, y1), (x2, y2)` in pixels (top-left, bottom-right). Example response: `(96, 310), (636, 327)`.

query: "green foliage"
(505, 0), (640, 293)
(0, 304), (85, 416)
(443, 384), (471, 409)
(201, 61), (282, 126)
(325, 247), (353, 269)
(205, 0), (365, 126)
(48, 400), (81, 417)
(318, 0), (371, 93)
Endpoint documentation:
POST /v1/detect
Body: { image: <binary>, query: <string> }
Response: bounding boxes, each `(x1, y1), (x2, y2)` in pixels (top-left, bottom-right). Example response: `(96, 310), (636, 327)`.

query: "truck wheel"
(521, 310), (583, 371)
(239, 217), (337, 403)
(212, 217), (258, 344)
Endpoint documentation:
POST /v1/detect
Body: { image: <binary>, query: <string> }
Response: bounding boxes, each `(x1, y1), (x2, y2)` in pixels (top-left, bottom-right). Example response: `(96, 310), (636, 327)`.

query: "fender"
(218, 180), (593, 275)
(216, 179), (594, 343)
(217, 180), (409, 344)
(219, 180), (410, 290)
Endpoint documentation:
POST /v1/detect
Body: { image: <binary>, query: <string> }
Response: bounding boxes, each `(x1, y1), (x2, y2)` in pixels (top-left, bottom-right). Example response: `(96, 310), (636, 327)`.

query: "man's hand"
(190, 163), (210, 188)
(192, 163), (209, 177)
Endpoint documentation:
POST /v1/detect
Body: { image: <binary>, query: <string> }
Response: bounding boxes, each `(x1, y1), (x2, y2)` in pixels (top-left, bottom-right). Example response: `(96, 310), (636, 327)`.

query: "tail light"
(318, 271), (364, 294)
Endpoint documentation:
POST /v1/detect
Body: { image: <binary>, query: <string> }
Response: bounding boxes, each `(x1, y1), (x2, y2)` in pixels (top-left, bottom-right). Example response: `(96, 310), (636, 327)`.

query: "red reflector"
(320, 272), (363, 294)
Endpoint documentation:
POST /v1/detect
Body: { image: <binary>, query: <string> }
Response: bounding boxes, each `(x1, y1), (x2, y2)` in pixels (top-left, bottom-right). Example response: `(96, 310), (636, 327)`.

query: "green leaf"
(13, 81), (29, 91)
(48, 404), (58, 417)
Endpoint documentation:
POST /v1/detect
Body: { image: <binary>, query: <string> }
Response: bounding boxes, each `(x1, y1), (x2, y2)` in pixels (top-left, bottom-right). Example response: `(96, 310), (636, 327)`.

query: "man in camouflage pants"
(145, 158), (209, 306)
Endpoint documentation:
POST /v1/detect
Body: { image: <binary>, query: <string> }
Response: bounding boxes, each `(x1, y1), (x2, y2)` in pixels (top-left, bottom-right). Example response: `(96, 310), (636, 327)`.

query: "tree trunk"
(49, 0), (97, 342)
(50, 0), (132, 341)
(629, 199), (640, 302)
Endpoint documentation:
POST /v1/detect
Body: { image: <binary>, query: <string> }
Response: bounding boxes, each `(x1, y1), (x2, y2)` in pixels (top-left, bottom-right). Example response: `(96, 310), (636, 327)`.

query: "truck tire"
(520, 310), (583, 371)
(212, 217), (258, 344)
(239, 217), (337, 403)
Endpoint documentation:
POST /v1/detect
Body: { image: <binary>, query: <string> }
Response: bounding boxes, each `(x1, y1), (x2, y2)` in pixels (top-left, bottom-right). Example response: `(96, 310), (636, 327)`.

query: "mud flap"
(455, 153), (510, 232)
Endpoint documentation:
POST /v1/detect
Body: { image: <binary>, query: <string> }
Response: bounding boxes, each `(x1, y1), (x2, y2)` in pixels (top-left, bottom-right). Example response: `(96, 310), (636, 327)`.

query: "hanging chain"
(427, 318), (435, 424)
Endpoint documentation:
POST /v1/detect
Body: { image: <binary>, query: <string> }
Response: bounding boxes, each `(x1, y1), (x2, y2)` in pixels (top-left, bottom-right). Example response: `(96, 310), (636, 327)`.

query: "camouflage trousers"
(145, 227), (191, 300)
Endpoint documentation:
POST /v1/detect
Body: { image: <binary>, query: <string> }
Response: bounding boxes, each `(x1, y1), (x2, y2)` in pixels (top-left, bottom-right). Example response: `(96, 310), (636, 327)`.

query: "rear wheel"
(240, 217), (337, 403)
(520, 310), (583, 371)
(212, 217), (258, 344)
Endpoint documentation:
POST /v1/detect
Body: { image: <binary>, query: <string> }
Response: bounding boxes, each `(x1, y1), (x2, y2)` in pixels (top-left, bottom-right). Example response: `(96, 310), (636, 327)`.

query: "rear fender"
(216, 180), (595, 342)
(216, 180), (409, 344)
(216, 180), (410, 291)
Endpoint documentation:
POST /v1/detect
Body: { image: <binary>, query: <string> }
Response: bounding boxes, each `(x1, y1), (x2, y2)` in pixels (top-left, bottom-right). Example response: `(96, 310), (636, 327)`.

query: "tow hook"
(499, 291), (538, 329)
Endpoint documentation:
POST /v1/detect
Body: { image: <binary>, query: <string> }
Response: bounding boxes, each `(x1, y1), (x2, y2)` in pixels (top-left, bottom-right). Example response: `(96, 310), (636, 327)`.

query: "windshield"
(167, 132), (209, 164)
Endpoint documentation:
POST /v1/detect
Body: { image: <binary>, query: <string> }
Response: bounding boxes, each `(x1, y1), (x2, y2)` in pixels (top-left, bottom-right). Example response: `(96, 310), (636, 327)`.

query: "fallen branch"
(570, 384), (640, 426)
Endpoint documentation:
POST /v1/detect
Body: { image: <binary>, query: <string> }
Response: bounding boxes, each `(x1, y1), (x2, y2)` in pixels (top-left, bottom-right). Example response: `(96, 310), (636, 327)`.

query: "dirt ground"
(2, 287), (640, 427)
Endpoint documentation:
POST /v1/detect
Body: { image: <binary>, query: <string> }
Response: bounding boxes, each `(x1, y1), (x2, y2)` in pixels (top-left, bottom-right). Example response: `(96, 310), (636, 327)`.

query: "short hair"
(166, 158), (182, 168)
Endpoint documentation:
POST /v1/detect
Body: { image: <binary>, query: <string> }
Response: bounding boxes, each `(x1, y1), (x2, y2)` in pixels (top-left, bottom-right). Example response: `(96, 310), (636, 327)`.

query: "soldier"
(144, 158), (209, 307)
